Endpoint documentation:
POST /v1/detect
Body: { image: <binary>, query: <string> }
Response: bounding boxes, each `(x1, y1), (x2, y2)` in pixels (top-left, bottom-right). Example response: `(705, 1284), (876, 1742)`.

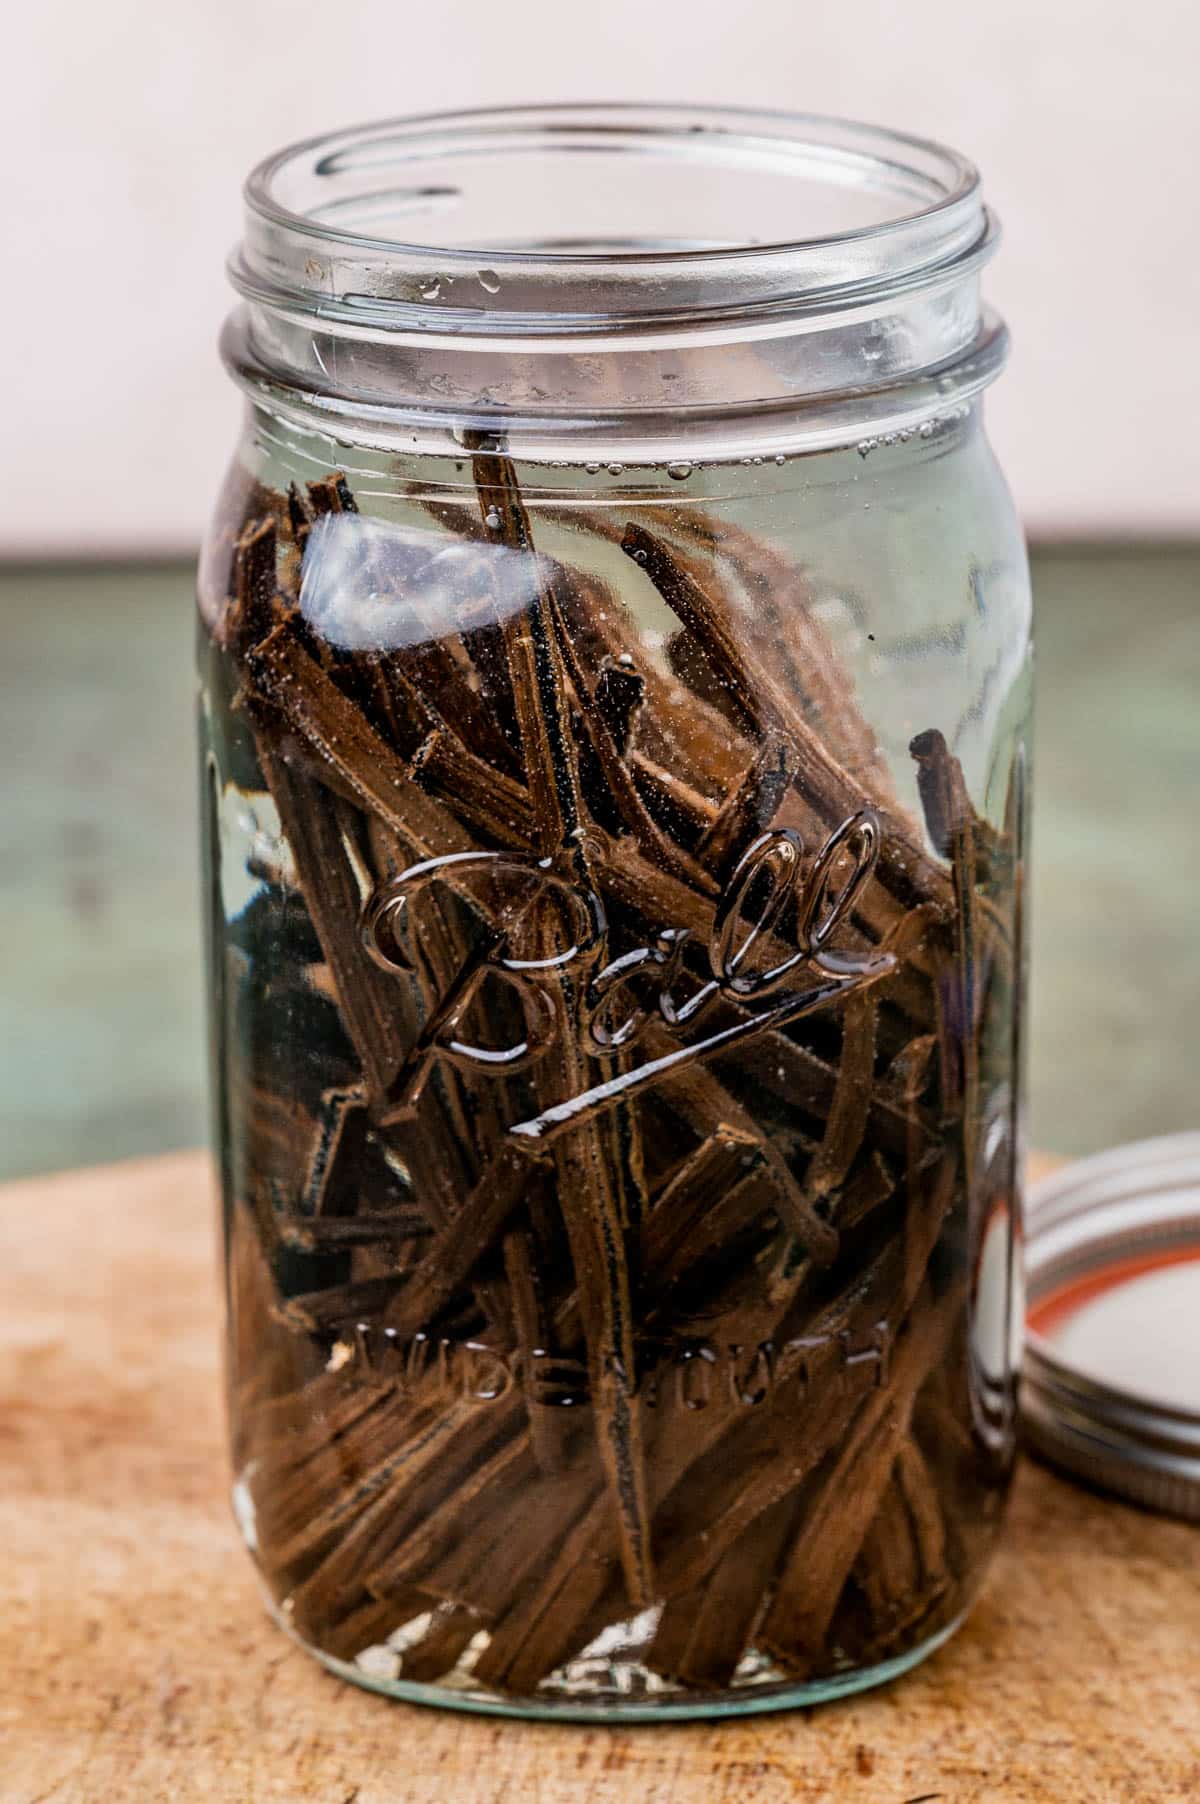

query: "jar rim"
(235, 104), (993, 334)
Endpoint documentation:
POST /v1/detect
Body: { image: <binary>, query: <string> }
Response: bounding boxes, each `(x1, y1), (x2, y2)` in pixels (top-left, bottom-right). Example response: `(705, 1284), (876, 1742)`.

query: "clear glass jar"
(199, 106), (1031, 1720)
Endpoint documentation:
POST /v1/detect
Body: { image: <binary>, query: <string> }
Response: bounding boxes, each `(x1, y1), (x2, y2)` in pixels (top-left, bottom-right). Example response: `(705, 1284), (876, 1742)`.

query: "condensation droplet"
(607, 461), (624, 476)
(585, 461), (602, 475)
(484, 507), (501, 530)
(775, 453), (787, 465)
(666, 461), (693, 481)
(478, 268), (501, 294)
(919, 421), (936, 439)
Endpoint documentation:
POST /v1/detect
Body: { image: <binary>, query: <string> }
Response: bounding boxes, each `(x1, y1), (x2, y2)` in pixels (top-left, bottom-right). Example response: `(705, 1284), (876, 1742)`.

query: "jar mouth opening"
(236, 104), (992, 333)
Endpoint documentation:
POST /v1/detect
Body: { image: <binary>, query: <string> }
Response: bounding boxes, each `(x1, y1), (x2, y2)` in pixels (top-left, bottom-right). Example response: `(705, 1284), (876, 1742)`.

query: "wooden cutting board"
(3, 1150), (1197, 1804)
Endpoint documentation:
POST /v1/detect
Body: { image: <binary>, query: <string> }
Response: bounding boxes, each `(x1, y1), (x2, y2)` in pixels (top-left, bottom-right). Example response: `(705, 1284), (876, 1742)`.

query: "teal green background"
(2, 547), (1196, 1180)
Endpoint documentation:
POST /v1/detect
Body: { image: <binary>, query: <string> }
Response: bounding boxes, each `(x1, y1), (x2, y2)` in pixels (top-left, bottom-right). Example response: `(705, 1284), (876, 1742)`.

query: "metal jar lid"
(1021, 1132), (1200, 1521)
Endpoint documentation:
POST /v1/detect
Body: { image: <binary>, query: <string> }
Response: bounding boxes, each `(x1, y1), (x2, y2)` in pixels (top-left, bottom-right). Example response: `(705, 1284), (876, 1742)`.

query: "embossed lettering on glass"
(200, 107), (1032, 1718)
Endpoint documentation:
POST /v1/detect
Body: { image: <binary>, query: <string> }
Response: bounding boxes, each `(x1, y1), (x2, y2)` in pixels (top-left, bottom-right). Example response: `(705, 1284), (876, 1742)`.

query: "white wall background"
(6, 0), (1198, 555)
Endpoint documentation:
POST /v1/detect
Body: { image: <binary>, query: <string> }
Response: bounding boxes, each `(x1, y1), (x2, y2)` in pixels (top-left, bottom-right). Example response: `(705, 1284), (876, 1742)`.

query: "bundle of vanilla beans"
(203, 451), (1020, 1699)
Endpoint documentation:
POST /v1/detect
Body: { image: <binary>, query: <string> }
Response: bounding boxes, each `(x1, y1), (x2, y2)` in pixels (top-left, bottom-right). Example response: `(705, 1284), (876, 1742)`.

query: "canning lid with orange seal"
(1022, 1133), (1200, 1521)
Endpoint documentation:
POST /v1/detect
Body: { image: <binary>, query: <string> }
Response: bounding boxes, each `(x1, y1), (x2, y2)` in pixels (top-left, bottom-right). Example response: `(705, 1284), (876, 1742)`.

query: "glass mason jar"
(199, 106), (1031, 1720)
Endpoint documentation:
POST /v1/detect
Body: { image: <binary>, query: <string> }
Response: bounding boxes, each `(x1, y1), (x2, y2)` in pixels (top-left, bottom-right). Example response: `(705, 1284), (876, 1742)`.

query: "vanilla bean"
(802, 989), (878, 1209)
(501, 1228), (567, 1474)
(627, 749), (717, 850)
(544, 581), (717, 892)
(253, 1392), (442, 1575)
(537, 964), (655, 1610)
(551, 559), (751, 795)
(709, 1004), (935, 1165)
(409, 726), (537, 847)
(849, 1468), (948, 1659)
(390, 634), (520, 776)
(648, 1491), (801, 1689)
(623, 525), (765, 737)
(503, 997), (887, 1260)
(317, 1595), (424, 1664)
(245, 623), (474, 866)
(671, 505), (902, 807)
(414, 1465), (597, 1626)
(230, 517), (279, 658)
(285, 1403), (528, 1629)
(469, 1493), (616, 1694)
(236, 1375), (390, 1477)
(647, 1285), (904, 1597)
(279, 1212), (435, 1250)
(382, 1144), (545, 1340)
(471, 451), (585, 858)
(307, 1418), (529, 1624)
(399, 865), (528, 1342)
(297, 1087), (376, 1219)
(593, 657), (644, 754)
(641, 1149), (960, 1597)
(471, 449), (654, 1610)
(286, 480), (312, 551)
(759, 1280), (961, 1675)
(307, 472), (359, 518)
(854, 1471), (923, 1634)
(649, 1166), (778, 1297)
(398, 1605), (483, 1684)
(640, 1029), (840, 1266)
(895, 1436), (950, 1595)
(253, 754), (407, 1105)
(623, 523), (953, 915)
(910, 729), (980, 1193)
(279, 1276), (408, 1336)
(546, 498), (898, 810)
(361, 1433), (535, 1611)
(639, 1129), (760, 1282)
(834, 1148), (898, 1231)
(696, 732), (799, 881)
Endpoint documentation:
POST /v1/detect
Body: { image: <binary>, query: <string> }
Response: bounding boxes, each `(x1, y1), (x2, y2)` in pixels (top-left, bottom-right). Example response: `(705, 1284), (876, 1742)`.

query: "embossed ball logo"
(360, 810), (894, 1143)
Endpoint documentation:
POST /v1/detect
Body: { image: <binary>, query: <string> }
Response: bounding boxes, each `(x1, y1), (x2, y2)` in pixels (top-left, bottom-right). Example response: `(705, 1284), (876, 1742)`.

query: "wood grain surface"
(3, 1150), (1197, 1804)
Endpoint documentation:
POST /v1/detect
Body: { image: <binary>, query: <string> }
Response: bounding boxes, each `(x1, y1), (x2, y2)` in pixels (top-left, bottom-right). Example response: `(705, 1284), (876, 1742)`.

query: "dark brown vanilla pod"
(620, 523), (954, 918)
(392, 633), (521, 776)
(244, 624), (475, 866)
(695, 732), (799, 882)
(540, 497), (900, 813)
(646, 1492), (802, 1689)
(909, 728), (983, 1193)
(620, 523), (770, 739)
(593, 658), (645, 755)
(203, 454), (1017, 1707)
(543, 581), (718, 894)
(468, 447), (588, 860)
(669, 506), (902, 807)
(229, 518), (280, 658)
(470, 449), (655, 1611)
